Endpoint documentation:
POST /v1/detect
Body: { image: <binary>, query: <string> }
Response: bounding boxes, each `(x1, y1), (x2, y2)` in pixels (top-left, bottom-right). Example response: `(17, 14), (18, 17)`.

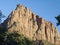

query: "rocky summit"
(2, 4), (60, 45)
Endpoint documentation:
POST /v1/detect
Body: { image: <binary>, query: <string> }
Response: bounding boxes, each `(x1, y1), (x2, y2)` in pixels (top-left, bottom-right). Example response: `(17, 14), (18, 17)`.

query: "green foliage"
(55, 15), (60, 26)
(0, 26), (6, 34)
(0, 27), (33, 45)
(5, 32), (33, 45)
(0, 10), (5, 23)
(0, 26), (3, 32)
(0, 10), (2, 21)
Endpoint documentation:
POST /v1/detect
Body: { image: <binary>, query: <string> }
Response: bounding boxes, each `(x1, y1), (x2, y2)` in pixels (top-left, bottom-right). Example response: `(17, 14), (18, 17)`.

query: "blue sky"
(0, 0), (60, 33)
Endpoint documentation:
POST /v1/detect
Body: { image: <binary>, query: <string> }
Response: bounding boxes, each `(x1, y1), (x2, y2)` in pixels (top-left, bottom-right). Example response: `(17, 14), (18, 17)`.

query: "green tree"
(55, 15), (60, 26)
(0, 31), (33, 45)
(0, 10), (5, 23)
(5, 32), (33, 45)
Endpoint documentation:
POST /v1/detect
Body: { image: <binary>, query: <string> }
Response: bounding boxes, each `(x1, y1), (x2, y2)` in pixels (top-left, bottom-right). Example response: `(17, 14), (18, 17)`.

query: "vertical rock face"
(3, 4), (60, 44)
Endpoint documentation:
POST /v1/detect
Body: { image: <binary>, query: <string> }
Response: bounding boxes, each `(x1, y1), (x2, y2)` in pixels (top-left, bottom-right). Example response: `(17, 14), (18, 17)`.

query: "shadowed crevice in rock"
(8, 22), (16, 29)
(36, 15), (42, 34)
(32, 13), (35, 28)
(45, 26), (48, 40)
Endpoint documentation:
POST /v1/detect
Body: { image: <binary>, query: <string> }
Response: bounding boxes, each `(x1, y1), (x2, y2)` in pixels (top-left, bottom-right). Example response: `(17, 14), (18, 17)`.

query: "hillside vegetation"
(0, 26), (55, 45)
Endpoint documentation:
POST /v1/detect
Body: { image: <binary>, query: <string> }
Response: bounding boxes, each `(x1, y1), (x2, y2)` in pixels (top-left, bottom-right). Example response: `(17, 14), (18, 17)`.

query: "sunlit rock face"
(2, 4), (60, 44)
